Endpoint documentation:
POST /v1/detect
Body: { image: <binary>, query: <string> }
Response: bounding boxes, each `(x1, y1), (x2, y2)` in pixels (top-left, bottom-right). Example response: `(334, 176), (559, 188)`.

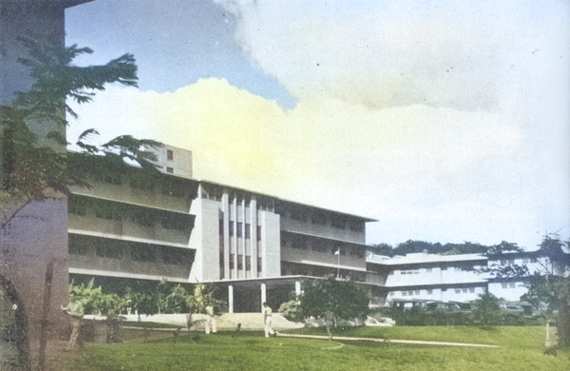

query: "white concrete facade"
(188, 181), (374, 285)
(68, 154), (198, 283)
(367, 250), (554, 305)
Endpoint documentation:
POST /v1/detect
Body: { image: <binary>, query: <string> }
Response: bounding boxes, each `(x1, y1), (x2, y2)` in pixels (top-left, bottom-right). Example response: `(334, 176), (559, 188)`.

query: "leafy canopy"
(299, 278), (369, 323)
(1, 36), (160, 228)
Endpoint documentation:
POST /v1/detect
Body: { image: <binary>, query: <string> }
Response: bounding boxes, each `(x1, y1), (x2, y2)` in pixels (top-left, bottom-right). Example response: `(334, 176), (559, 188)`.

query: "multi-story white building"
(367, 250), (553, 305)
(367, 253), (488, 305)
(68, 145), (378, 313)
(68, 144), (558, 313)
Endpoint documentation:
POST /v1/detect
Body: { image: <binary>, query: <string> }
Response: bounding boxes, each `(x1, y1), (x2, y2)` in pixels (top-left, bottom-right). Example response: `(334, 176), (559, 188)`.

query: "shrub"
(278, 300), (303, 322)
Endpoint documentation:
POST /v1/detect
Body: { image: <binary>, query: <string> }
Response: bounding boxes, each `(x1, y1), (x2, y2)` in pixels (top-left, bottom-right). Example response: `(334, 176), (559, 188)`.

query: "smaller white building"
(367, 250), (552, 305)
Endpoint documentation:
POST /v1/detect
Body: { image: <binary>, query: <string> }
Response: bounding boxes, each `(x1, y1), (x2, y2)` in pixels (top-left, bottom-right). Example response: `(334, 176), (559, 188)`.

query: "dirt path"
(276, 333), (501, 348)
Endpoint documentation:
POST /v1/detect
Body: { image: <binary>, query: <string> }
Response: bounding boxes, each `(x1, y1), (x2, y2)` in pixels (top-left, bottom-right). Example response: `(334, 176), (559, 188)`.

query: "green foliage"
(367, 240), (507, 257)
(367, 243), (394, 256)
(471, 292), (502, 327)
(278, 300), (303, 322)
(520, 234), (570, 347)
(0, 36), (160, 228)
(14, 36), (137, 125)
(125, 281), (162, 317)
(300, 279), (369, 322)
(186, 282), (226, 314)
(70, 279), (126, 317)
(485, 241), (524, 256)
(161, 284), (191, 314)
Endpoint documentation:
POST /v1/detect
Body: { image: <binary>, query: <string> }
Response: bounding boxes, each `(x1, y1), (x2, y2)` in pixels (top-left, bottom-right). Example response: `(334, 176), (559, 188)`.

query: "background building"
(367, 250), (553, 306)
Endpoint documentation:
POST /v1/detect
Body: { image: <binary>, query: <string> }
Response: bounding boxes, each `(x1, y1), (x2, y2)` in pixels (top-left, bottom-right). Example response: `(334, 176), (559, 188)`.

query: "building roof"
(0, 0), (91, 9)
(198, 179), (377, 222)
(367, 252), (487, 266)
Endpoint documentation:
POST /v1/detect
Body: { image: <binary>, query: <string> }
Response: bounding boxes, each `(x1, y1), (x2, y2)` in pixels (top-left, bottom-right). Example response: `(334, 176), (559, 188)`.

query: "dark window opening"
(131, 245), (156, 262)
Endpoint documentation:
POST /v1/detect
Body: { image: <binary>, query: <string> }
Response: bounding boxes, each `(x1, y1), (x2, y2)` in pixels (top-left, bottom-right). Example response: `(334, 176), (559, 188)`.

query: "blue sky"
(65, 0), (570, 249)
(66, 0), (296, 107)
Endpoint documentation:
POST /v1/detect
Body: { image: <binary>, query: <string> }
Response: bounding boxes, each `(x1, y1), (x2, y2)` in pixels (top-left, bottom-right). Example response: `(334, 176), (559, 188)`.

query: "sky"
(65, 0), (570, 250)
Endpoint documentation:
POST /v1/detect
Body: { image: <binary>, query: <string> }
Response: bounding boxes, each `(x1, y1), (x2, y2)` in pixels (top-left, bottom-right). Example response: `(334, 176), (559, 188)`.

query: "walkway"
(276, 333), (501, 348)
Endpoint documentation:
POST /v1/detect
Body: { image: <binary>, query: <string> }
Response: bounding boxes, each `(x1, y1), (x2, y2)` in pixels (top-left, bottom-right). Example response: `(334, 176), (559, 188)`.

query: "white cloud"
(223, 0), (568, 112)
(68, 0), (570, 249)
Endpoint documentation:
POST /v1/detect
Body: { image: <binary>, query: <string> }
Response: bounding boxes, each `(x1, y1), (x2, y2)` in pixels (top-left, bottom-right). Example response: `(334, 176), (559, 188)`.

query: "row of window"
(288, 210), (364, 232)
(201, 184), (276, 213)
(281, 237), (365, 258)
(219, 253), (262, 279)
(391, 266), (482, 275)
(69, 235), (191, 265)
(391, 287), (477, 297)
(400, 269), (420, 275)
(94, 171), (188, 198)
(499, 258), (536, 265)
(218, 219), (262, 240)
(70, 197), (191, 231)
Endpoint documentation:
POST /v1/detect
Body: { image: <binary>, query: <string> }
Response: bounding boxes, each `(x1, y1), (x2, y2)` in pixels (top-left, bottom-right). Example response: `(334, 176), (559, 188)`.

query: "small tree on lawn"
(300, 278), (369, 325)
(184, 282), (226, 330)
(471, 291), (502, 327)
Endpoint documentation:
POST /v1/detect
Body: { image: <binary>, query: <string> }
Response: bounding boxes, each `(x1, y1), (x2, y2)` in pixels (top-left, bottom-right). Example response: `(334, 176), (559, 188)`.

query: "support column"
(295, 281), (302, 299)
(260, 283), (267, 312)
(228, 285), (234, 314)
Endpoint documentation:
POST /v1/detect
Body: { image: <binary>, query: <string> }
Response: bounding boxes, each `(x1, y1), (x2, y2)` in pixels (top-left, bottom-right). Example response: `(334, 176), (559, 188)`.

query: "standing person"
(61, 295), (84, 351)
(204, 304), (217, 334)
(324, 309), (335, 340)
(263, 302), (277, 338)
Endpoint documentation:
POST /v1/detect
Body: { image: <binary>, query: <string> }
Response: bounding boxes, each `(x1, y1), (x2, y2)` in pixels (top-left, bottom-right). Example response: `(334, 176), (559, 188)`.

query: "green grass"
(121, 321), (183, 329)
(293, 325), (551, 347)
(64, 327), (569, 371)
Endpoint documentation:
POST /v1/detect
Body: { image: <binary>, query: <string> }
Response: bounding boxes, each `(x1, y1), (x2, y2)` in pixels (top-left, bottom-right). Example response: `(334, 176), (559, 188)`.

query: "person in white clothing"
(205, 305), (217, 334)
(263, 302), (277, 338)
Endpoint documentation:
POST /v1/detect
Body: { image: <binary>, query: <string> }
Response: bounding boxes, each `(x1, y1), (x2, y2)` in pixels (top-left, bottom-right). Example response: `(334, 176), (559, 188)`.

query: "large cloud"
(220, 0), (568, 111)
(68, 0), (570, 248)
(68, 74), (566, 248)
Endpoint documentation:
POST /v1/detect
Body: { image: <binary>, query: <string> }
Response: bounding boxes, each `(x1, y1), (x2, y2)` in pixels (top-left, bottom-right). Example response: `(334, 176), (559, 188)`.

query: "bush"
(278, 300), (303, 322)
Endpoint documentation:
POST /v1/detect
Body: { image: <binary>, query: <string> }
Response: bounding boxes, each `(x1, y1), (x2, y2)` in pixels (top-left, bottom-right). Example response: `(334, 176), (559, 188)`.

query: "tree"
(478, 241), (531, 279)
(299, 278), (369, 324)
(186, 282), (226, 314)
(1, 36), (160, 230)
(69, 279), (126, 317)
(0, 35), (162, 370)
(367, 243), (394, 257)
(470, 292), (502, 327)
(479, 235), (570, 346)
(521, 234), (570, 347)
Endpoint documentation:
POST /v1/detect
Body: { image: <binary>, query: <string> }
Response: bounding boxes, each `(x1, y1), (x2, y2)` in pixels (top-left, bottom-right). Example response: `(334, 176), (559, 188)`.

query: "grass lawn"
(63, 326), (569, 371)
